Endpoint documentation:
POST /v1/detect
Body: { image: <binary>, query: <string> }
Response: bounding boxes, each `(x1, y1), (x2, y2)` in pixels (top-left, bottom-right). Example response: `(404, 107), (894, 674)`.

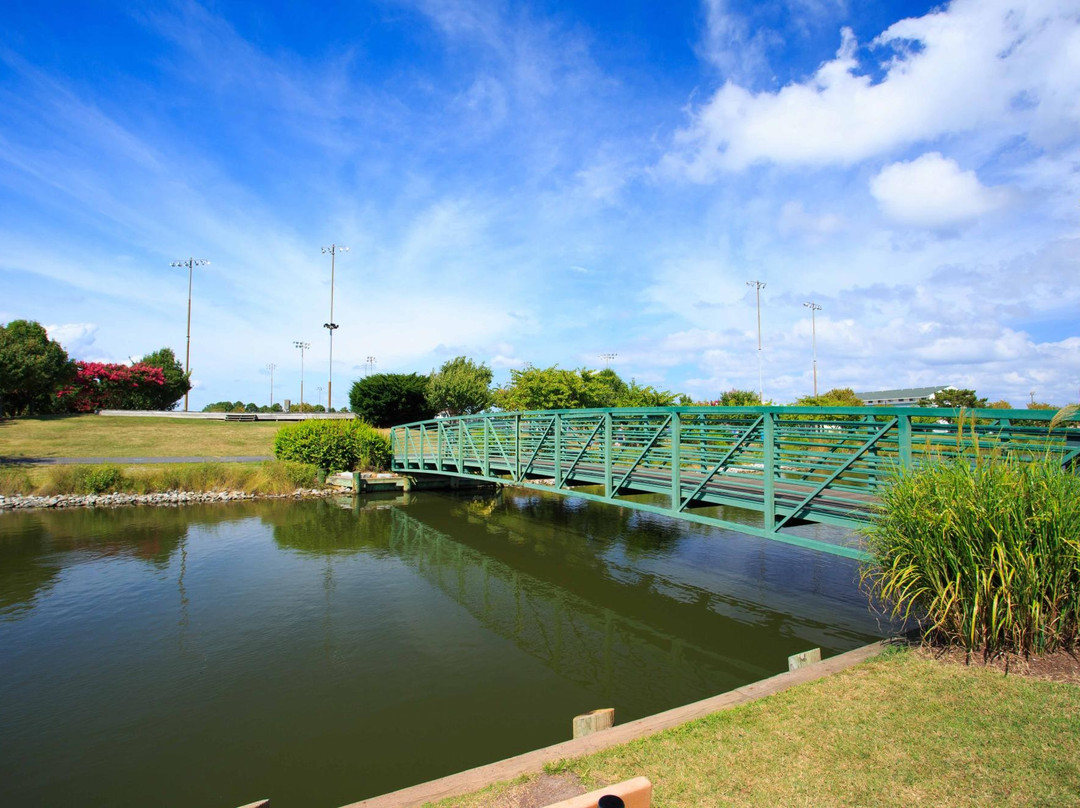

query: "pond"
(0, 490), (887, 808)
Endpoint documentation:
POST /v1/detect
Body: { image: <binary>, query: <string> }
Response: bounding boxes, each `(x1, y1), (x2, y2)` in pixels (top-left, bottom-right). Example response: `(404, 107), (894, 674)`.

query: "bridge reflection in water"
(374, 488), (885, 713)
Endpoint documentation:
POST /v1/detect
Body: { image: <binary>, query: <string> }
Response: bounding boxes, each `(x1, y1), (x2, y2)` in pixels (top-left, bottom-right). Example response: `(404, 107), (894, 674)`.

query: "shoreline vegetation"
(0, 460), (324, 500)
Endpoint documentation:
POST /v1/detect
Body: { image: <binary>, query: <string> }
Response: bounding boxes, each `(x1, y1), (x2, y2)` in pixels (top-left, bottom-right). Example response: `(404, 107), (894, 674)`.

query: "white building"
(853, 385), (956, 407)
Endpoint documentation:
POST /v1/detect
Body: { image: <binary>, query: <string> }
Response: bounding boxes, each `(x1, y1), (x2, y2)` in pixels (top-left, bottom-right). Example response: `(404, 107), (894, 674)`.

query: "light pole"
(804, 301), (822, 397)
(599, 352), (617, 368)
(365, 355), (376, 376)
(266, 363), (277, 409)
(747, 280), (766, 403)
(169, 257), (209, 412)
(322, 244), (349, 411)
(294, 341), (310, 411)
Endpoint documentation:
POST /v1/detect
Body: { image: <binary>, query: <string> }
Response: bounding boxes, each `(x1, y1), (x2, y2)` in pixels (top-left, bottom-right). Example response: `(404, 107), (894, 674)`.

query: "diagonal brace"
(557, 417), (606, 487)
(518, 417), (555, 481)
(611, 415), (673, 496)
(678, 415), (764, 512)
(773, 418), (897, 531)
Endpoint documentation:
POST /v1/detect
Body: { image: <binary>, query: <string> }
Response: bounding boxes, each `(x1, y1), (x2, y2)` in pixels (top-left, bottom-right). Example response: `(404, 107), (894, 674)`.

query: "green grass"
(0, 414), (281, 459)
(434, 648), (1080, 808)
(0, 460), (320, 496)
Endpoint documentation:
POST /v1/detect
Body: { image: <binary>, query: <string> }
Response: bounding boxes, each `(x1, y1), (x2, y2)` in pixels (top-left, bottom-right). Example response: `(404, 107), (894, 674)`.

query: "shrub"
(273, 419), (391, 472)
(861, 453), (1080, 656)
(75, 464), (129, 494)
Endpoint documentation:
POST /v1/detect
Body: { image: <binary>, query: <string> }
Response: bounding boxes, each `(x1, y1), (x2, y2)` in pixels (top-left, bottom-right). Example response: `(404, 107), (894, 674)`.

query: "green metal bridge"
(391, 406), (1080, 560)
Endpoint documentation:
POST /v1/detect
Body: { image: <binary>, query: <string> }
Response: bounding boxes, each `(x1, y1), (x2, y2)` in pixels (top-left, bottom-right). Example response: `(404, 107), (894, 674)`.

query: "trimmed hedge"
(273, 419), (391, 472)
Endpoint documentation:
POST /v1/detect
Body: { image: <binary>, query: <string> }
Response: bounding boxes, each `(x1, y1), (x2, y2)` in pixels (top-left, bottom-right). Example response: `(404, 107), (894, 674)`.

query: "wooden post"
(573, 707), (615, 739)
(788, 647), (821, 671)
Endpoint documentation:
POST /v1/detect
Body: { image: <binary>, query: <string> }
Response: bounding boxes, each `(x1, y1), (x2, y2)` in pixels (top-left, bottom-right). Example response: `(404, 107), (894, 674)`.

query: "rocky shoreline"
(0, 488), (337, 511)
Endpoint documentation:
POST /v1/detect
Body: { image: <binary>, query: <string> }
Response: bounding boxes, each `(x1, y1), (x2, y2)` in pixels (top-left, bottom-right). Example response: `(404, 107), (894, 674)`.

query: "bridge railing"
(390, 406), (1079, 556)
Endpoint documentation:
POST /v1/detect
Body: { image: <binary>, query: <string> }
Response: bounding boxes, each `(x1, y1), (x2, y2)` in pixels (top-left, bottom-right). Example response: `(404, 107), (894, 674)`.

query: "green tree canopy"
(0, 320), (75, 416)
(794, 387), (864, 407)
(717, 389), (763, 406)
(426, 356), (493, 415)
(137, 347), (191, 410)
(349, 372), (435, 427)
(920, 388), (988, 408)
(494, 365), (681, 411)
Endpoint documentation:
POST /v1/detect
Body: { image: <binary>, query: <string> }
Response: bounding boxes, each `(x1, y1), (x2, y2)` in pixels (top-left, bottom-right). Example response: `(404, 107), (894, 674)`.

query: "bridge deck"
(391, 406), (1079, 559)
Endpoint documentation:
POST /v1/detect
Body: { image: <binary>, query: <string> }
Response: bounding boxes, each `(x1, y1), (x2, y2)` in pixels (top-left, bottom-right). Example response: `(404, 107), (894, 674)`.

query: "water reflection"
(0, 491), (888, 808)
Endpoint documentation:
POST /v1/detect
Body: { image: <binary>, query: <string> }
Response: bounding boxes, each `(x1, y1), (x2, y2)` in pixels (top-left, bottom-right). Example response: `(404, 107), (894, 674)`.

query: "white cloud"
(698, 0), (779, 82)
(45, 322), (98, 355)
(663, 0), (1080, 177)
(778, 200), (845, 239)
(869, 152), (1008, 228)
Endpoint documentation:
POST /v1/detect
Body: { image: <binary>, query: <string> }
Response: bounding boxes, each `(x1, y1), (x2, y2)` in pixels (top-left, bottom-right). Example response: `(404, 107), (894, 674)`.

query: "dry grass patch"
(435, 648), (1080, 808)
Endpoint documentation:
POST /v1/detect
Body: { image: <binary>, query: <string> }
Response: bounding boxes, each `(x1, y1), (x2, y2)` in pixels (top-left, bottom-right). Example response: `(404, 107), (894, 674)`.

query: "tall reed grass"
(862, 451), (1080, 656)
(0, 460), (319, 497)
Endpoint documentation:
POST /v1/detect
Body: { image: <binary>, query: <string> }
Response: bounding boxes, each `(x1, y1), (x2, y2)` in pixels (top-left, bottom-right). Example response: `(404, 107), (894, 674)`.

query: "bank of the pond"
(426, 646), (1080, 808)
(0, 487), (334, 510)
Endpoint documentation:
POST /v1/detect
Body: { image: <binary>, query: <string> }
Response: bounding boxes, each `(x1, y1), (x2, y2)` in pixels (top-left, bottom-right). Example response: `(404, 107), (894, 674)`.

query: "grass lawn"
(0, 415), (281, 459)
(436, 648), (1080, 808)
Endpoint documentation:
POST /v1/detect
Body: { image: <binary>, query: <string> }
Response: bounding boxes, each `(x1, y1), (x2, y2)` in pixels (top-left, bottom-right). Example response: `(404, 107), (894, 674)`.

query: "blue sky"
(2, 0), (1078, 410)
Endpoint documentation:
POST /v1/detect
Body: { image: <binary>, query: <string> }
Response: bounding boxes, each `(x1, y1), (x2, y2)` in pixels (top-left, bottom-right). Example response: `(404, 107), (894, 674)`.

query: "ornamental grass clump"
(862, 453), (1080, 656)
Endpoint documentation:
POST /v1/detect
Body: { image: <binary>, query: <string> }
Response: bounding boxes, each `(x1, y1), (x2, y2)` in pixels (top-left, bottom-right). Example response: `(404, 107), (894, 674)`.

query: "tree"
(919, 388), (987, 408)
(789, 387), (864, 420)
(349, 373), (435, 427)
(795, 387), (864, 407)
(493, 365), (682, 411)
(717, 389), (762, 406)
(494, 365), (590, 411)
(0, 320), (75, 416)
(57, 362), (166, 412)
(138, 348), (191, 410)
(427, 356), (493, 415)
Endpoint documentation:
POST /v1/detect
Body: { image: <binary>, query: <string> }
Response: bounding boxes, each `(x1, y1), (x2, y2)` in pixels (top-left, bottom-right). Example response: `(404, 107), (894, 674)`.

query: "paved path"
(0, 456), (274, 466)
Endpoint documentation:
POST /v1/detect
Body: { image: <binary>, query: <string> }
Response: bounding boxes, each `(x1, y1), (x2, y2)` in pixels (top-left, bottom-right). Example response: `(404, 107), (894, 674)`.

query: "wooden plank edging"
(340, 641), (890, 808)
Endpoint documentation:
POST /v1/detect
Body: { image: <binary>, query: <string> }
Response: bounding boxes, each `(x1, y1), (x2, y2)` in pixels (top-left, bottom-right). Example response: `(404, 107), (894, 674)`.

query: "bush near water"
(273, 419), (391, 472)
(862, 452), (1080, 656)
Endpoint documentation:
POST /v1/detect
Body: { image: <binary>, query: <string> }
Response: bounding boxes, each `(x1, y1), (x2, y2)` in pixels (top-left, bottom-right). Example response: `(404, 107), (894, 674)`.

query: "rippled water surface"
(0, 490), (886, 807)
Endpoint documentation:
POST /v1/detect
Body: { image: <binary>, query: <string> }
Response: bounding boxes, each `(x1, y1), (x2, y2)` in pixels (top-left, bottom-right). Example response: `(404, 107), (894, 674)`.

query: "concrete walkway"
(0, 456), (274, 465)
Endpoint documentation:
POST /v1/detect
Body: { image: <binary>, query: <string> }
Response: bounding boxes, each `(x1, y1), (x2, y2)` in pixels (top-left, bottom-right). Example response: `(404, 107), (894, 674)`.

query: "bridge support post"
(898, 414), (912, 470)
(514, 413), (521, 482)
(457, 419), (464, 473)
(419, 423), (426, 471)
(764, 412), (776, 530)
(671, 411), (681, 510)
(604, 411), (613, 496)
(437, 421), (444, 472)
(482, 417), (490, 477)
(555, 412), (563, 487)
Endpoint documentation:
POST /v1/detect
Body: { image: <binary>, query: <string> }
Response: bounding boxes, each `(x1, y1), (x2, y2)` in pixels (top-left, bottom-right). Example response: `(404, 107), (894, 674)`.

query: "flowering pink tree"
(57, 362), (167, 412)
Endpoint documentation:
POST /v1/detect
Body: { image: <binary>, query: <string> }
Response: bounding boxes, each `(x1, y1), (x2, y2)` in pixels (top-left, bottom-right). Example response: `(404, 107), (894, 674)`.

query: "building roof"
(853, 386), (953, 401)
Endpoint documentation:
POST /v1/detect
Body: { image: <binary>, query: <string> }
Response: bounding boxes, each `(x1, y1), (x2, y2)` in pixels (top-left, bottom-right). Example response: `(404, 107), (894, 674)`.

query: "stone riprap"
(0, 488), (335, 511)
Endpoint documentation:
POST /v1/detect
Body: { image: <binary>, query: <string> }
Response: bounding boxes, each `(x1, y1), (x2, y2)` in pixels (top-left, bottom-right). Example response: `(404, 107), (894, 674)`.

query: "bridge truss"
(391, 406), (1080, 560)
